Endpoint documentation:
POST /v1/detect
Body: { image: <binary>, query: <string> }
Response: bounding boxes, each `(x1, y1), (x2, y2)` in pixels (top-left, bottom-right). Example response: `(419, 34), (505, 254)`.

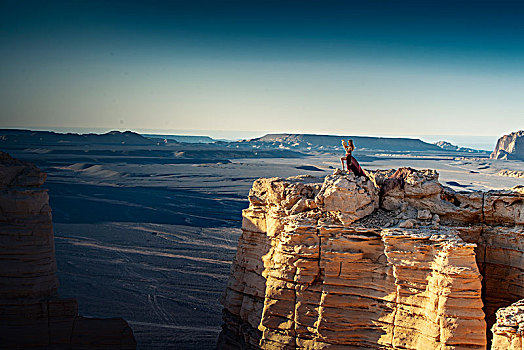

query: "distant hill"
(245, 133), (443, 152)
(0, 129), (307, 161)
(0, 129), (155, 146)
(144, 134), (215, 143)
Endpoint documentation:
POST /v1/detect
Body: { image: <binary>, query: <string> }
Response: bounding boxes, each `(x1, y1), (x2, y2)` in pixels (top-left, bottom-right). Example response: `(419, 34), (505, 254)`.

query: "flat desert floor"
(5, 147), (523, 349)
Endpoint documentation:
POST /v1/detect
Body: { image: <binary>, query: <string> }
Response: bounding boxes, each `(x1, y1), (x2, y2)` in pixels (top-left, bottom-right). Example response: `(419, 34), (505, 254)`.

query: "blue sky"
(1, 0), (523, 138)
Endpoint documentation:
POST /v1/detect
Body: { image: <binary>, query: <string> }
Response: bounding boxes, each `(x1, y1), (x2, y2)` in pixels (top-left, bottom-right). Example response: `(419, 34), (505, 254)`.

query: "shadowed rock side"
(490, 130), (524, 160)
(0, 152), (136, 349)
(218, 167), (524, 349)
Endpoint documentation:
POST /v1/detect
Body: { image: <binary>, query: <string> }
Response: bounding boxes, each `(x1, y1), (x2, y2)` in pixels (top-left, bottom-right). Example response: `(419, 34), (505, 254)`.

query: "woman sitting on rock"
(341, 139), (367, 177)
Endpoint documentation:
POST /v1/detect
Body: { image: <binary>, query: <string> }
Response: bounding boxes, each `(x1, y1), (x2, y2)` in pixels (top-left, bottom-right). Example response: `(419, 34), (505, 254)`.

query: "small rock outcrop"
(0, 152), (136, 349)
(490, 130), (524, 160)
(498, 169), (524, 178)
(492, 300), (524, 349)
(218, 167), (524, 349)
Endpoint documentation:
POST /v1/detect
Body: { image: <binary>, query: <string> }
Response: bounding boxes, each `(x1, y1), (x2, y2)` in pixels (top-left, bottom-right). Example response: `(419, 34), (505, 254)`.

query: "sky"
(1, 0), (523, 141)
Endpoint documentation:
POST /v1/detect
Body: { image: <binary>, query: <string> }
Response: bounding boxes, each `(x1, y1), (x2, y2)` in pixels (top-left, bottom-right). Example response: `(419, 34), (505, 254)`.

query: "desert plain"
(1, 130), (523, 349)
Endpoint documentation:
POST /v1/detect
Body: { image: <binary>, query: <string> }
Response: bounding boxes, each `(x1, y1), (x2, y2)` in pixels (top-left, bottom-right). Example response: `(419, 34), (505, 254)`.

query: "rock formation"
(490, 130), (524, 160)
(0, 152), (136, 349)
(434, 140), (485, 153)
(491, 300), (524, 349)
(218, 167), (524, 349)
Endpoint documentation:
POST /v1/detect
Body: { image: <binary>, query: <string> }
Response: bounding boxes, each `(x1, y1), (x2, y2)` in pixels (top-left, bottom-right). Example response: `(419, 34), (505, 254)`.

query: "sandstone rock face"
(0, 152), (136, 349)
(491, 300), (524, 350)
(219, 167), (524, 349)
(490, 130), (524, 160)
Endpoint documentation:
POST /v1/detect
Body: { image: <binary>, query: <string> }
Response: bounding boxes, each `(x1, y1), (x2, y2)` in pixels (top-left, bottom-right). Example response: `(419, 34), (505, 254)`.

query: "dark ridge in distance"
(0, 129), (154, 146)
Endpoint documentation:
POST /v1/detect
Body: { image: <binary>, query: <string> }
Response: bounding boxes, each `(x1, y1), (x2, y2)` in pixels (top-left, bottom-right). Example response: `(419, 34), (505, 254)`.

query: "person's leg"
(346, 155), (351, 172)
(340, 157), (346, 170)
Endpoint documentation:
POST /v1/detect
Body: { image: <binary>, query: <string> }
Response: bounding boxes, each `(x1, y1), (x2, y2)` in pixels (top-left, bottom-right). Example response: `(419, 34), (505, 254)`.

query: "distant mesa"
(144, 134), (215, 143)
(490, 130), (524, 160)
(246, 133), (448, 152)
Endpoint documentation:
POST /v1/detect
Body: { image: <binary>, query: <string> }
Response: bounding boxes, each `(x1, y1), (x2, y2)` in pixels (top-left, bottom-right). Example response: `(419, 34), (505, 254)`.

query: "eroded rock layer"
(0, 152), (136, 349)
(219, 168), (524, 349)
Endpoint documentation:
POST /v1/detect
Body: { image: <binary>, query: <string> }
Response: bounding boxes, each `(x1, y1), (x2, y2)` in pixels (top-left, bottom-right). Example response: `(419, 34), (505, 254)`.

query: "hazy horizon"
(0, 125), (500, 150)
(1, 1), (523, 138)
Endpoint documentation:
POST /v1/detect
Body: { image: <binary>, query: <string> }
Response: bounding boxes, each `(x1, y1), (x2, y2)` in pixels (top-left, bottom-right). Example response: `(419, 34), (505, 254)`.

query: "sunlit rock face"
(218, 168), (524, 350)
(0, 152), (136, 349)
(315, 169), (378, 225)
(490, 130), (524, 160)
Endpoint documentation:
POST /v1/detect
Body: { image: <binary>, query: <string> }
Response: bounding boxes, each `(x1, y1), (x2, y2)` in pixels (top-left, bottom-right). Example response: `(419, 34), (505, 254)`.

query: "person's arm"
(341, 139), (349, 152)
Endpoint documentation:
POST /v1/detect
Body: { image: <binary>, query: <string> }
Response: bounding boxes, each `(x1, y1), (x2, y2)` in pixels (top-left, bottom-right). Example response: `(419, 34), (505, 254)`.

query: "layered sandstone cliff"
(0, 152), (136, 349)
(490, 130), (524, 160)
(218, 168), (524, 349)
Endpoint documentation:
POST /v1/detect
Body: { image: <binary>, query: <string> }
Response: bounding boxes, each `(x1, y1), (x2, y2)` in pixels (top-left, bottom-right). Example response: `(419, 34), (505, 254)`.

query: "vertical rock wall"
(0, 152), (58, 299)
(477, 226), (524, 344)
(0, 152), (136, 349)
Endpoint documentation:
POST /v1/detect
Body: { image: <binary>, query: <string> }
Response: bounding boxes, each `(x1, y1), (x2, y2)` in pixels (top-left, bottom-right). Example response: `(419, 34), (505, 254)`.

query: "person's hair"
(347, 139), (355, 151)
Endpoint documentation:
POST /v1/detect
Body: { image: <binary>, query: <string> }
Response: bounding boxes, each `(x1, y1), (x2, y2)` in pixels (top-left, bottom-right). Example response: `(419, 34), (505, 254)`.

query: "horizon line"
(0, 126), (501, 139)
